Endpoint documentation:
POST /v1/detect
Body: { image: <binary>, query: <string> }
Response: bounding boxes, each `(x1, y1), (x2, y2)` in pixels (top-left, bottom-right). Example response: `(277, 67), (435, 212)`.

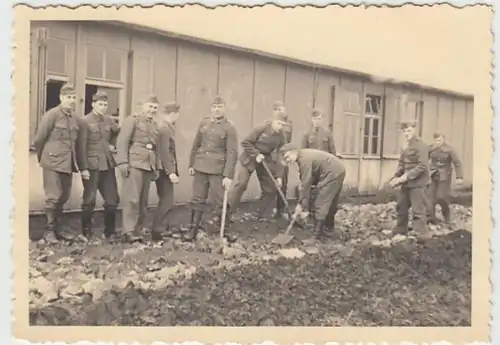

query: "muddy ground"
(29, 191), (473, 327)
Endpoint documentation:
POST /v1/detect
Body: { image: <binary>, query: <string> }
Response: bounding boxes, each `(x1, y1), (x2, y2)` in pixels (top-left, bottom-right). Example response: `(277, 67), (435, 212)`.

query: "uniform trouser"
(276, 166), (289, 213)
(121, 167), (154, 234)
(428, 178), (452, 221)
(81, 169), (120, 212)
(191, 171), (223, 213)
(152, 170), (174, 232)
(43, 169), (73, 230)
(396, 186), (427, 232)
(229, 162), (277, 216)
(314, 171), (345, 229)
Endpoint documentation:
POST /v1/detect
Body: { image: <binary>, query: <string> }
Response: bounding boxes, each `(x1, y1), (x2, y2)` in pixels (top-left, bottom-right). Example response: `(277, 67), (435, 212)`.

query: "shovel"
(218, 188), (230, 253)
(272, 210), (299, 245)
(261, 160), (305, 229)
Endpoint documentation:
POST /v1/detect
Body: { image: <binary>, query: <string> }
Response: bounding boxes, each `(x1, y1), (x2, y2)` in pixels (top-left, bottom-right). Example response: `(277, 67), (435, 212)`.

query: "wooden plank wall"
(28, 22), (474, 213)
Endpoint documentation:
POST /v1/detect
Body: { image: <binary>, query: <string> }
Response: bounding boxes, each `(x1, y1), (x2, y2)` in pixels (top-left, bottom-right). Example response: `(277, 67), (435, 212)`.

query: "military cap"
(92, 90), (108, 102)
(212, 95), (225, 105)
(311, 107), (324, 117)
(279, 143), (299, 153)
(144, 94), (159, 104)
(164, 102), (180, 113)
(273, 101), (285, 110)
(399, 120), (418, 129)
(60, 83), (76, 95)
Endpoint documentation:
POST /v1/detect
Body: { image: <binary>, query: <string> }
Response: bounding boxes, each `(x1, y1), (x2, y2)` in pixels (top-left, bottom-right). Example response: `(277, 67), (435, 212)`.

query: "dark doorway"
(84, 84), (99, 115)
(45, 79), (65, 111)
(84, 84), (121, 118)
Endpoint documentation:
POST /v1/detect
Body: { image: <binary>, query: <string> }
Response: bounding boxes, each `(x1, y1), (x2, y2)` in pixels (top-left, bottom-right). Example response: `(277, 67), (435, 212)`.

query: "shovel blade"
(271, 234), (294, 245)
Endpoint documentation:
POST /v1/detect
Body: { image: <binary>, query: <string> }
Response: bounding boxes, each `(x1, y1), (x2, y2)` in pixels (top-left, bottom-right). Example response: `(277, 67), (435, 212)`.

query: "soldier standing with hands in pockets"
(183, 96), (239, 243)
(116, 95), (161, 243)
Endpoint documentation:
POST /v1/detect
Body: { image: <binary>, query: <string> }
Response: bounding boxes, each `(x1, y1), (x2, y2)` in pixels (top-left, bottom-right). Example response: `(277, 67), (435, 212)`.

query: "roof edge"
(83, 20), (474, 100)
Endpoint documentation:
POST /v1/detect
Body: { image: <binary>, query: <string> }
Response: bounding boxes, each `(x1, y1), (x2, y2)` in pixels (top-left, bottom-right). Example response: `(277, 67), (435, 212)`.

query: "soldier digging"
(116, 95), (161, 243)
(32, 83), (81, 242)
(300, 107), (337, 220)
(228, 106), (287, 221)
(183, 96), (239, 243)
(151, 102), (181, 241)
(273, 101), (293, 220)
(76, 90), (120, 240)
(280, 144), (346, 240)
(428, 132), (464, 225)
(387, 120), (430, 236)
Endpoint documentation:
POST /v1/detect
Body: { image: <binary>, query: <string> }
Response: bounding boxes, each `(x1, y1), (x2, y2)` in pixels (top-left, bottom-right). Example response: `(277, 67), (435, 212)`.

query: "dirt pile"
(30, 230), (471, 327)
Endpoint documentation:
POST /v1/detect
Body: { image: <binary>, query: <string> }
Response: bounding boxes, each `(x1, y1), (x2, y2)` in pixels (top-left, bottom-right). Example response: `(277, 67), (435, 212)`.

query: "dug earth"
(29, 194), (472, 327)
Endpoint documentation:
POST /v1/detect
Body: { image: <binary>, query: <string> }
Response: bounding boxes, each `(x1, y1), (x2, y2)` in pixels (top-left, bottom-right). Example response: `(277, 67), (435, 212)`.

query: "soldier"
(273, 101), (293, 220)
(387, 120), (430, 235)
(228, 111), (287, 221)
(300, 108), (337, 219)
(183, 96), (239, 243)
(428, 132), (464, 224)
(76, 91), (120, 240)
(32, 83), (81, 241)
(280, 144), (346, 239)
(116, 95), (161, 243)
(151, 102), (181, 241)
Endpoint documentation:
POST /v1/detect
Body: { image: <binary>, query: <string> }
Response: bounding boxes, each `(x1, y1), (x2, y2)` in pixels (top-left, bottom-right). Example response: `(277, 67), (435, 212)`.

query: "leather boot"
(81, 208), (93, 239)
(314, 219), (326, 239)
(53, 206), (71, 241)
(182, 210), (203, 242)
(222, 206), (237, 243)
(103, 209), (117, 239)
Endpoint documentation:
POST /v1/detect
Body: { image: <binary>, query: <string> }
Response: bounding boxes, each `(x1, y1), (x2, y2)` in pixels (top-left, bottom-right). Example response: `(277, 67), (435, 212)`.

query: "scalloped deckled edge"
(10, 342), (495, 345)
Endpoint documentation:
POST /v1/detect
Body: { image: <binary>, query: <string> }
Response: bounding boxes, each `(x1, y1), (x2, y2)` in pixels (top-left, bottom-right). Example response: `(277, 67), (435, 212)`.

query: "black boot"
(222, 207), (238, 243)
(182, 210), (203, 242)
(103, 209), (117, 239)
(53, 206), (72, 241)
(81, 209), (93, 239)
(314, 219), (326, 238)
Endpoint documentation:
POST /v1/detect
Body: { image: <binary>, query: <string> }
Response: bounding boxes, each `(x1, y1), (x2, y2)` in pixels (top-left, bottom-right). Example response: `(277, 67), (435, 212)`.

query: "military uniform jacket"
(157, 121), (179, 176)
(76, 111), (119, 171)
(189, 116), (238, 179)
(301, 127), (336, 155)
(32, 105), (80, 174)
(394, 136), (430, 188)
(296, 149), (346, 208)
(428, 142), (463, 182)
(240, 122), (286, 178)
(116, 114), (160, 171)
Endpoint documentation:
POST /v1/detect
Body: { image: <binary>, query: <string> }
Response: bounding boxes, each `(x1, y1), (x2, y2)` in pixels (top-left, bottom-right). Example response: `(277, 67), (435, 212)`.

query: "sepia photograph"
(12, 3), (492, 344)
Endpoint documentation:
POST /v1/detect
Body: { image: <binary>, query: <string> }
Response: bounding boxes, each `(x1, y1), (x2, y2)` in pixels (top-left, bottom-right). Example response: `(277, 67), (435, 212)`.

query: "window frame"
(362, 93), (384, 158)
(85, 43), (126, 86)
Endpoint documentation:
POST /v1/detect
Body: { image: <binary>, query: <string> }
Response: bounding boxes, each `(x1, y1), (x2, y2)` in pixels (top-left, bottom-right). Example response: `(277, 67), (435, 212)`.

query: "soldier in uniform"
(32, 83), (81, 241)
(280, 144), (346, 239)
(76, 91), (120, 240)
(228, 111), (287, 220)
(116, 95), (161, 243)
(183, 96), (239, 243)
(300, 108), (337, 220)
(388, 120), (430, 235)
(151, 102), (181, 241)
(428, 132), (463, 224)
(273, 101), (293, 220)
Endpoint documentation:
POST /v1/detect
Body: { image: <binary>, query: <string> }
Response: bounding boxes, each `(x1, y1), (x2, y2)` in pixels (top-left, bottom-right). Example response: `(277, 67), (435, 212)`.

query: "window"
(86, 44), (124, 82)
(46, 38), (68, 75)
(363, 94), (383, 155)
(408, 100), (424, 137)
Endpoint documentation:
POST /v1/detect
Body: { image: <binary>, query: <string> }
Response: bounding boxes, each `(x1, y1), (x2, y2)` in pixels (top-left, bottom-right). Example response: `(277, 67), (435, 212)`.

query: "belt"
(133, 142), (156, 150)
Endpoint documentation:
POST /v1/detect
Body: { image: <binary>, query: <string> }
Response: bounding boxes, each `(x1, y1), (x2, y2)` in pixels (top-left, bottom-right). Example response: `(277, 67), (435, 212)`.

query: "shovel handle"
(284, 213), (299, 236)
(220, 189), (229, 239)
(261, 161), (291, 213)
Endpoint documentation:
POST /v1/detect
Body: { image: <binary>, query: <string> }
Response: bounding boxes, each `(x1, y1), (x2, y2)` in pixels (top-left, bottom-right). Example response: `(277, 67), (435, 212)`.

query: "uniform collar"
(59, 105), (73, 116)
(211, 116), (225, 123)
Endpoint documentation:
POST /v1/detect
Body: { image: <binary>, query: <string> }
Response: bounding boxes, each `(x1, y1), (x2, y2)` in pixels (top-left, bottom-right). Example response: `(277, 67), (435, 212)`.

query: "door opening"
(45, 79), (65, 111)
(84, 83), (121, 119)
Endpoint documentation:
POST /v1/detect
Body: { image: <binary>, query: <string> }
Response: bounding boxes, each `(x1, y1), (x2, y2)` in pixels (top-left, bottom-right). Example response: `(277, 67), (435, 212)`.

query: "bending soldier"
(228, 110), (287, 221)
(428, 132), (463, 224)
(300, 108), (337, 219)
(32, 84), (81, 242)
(280, 144), (346, 239)
(388, 120), (430, 235)
(151, 102), (181, 241)
(116, 95), (161, 243)
(183, 96), (239, 243)
(274, 101), (293, 220)
(76, 91), (120, 240)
